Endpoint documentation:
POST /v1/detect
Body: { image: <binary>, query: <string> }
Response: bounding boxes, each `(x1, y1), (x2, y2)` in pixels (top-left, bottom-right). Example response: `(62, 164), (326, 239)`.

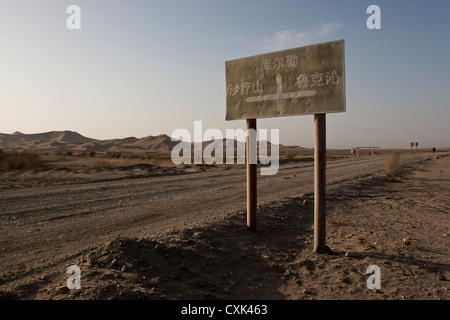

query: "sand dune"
(2, 130), (93, 143)
(0, 130), (307, 157)
(0, 131), (175, 155)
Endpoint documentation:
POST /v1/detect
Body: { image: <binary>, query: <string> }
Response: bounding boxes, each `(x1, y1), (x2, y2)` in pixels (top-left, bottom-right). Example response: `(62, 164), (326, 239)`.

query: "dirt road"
(0, 153), (437, 275)
(0, 154), (446, 299)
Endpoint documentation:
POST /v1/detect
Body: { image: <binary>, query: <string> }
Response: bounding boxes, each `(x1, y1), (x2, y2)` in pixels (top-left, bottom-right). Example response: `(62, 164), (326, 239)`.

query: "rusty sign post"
(314, 114), (327, 252)
(225, 40), (345, 252)
(246, 119), (257, 232)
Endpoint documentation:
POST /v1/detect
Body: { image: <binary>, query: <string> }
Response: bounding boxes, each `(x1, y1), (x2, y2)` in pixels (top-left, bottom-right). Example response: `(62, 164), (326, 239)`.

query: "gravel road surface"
(0, 153), (435, 273)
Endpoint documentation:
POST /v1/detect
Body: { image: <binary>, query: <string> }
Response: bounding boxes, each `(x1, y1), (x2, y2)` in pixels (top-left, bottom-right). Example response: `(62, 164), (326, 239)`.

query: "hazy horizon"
(2, 128), (448, 150)
(1, 1), (449, 149)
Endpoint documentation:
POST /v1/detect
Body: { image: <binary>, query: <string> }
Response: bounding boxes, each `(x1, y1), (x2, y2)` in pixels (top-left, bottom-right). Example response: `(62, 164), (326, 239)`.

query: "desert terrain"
(0, 132), (448, 301)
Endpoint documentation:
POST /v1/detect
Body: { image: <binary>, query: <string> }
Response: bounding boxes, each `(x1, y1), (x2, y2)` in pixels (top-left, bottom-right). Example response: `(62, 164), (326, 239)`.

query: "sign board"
(225, 40), (345, 120)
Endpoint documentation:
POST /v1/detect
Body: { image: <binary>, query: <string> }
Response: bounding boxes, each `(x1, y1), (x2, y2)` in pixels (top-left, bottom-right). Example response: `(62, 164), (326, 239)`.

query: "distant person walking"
(433, 147), (436, 153)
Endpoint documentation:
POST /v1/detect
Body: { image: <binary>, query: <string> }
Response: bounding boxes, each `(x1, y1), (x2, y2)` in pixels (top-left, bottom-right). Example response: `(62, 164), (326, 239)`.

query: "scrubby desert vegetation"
(0, 149), (42, 170)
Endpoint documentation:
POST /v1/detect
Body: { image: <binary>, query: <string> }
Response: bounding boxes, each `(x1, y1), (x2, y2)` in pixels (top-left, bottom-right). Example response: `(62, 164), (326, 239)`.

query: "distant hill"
(130, 134), (179, 152)
(0, 130), (306, 156)
(0, 130), (93, 143)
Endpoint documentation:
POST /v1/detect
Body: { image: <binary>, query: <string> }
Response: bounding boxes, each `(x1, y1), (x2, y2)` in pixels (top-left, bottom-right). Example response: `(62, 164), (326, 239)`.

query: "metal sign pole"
(314, 114), (327, 252)
(225, 40), (345, 239)
(246, 118), (257, 232)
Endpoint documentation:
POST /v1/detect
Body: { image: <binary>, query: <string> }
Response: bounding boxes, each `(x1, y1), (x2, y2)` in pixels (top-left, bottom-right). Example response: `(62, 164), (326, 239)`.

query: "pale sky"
(0, 0), (449, 148)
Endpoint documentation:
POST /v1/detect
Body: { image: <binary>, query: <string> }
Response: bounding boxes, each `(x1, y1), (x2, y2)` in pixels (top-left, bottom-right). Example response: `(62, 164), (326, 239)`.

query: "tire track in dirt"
(0, 153), (435, 274)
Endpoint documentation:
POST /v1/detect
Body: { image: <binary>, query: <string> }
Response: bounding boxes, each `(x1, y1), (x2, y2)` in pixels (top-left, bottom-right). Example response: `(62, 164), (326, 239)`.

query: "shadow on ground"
(73, 194), (316, 300)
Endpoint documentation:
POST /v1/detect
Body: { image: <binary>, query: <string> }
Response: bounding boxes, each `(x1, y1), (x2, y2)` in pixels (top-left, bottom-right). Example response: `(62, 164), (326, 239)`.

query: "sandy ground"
(0, 153), (448, 300)
(0, 154), (210, 189)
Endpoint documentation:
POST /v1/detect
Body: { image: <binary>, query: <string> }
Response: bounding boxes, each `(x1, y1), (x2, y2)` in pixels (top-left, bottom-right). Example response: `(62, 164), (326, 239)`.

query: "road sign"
(225, 40), (345, 253)
(225, 40), (345, 120)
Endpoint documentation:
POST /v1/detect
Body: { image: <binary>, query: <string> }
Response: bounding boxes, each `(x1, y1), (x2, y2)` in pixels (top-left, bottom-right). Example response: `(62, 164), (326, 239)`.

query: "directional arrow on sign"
(246, 74), (317, 113)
